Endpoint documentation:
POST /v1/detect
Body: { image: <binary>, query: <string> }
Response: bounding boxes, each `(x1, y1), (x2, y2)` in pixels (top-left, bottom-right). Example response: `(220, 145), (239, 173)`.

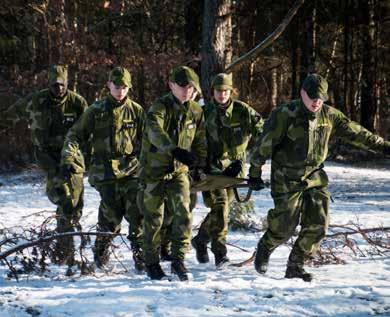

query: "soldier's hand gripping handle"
(248, 177), (266, 191)
(223, 160), (242, 177)
(172, 147), (198, 169)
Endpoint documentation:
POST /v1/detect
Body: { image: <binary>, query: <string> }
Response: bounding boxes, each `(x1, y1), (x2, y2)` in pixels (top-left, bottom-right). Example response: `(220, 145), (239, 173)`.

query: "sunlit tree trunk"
(360, 0), (378, 131)
(201, 0), (232, 101)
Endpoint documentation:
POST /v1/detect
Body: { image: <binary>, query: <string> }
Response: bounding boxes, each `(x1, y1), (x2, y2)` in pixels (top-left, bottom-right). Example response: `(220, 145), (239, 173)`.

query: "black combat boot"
(214, 253), (230, 269)
(285, 265), (313, 282)
(160, 244), (174, 262)
(146, 263), (167, 280)
(132, 247), (145, 272)
(93, 236), (111, 269)
(285, 248), (313, 282)
(53, 240), (75, 266)
(191, 236), (209, 263)
(254, 241), (272, 274)
(171, 260), (189, 281)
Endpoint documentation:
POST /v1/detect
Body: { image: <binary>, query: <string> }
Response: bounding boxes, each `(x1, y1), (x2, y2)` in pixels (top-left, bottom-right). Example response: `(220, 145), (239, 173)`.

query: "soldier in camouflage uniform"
(4, 65), (88, 265)
(61, 67), (146, 271)
(249, 74), (390, 281)
(191, 73), (264, 268)
(139, 66), (207, 280)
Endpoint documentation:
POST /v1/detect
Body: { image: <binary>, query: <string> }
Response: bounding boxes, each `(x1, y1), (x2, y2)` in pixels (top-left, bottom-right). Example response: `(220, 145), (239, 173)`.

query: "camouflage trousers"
(194, 188), (234, 257)
(261, 186), (330, 261)
(94, 178), (143, 249)
(46, 169), (84, 263)
(161, 192), (197, 253)
(141, 173), (192, 265)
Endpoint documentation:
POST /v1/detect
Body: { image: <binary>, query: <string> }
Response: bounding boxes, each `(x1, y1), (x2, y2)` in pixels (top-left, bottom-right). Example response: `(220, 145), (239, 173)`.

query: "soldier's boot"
(191, 236), (209, 264)
(214, 253), (230, 269)
(146, 263), (167, 280)
(171, 259), (189, 281)
(285, 249), (313, 282)
(160, 244), (174, 262)
(53, 238), (75, 266)
(254, 241), (272, 274)
(54, 215), (75, 265)
(132, 246), (145, 272)
(93, 236), (111, 269)
(285, 265), (313, 282)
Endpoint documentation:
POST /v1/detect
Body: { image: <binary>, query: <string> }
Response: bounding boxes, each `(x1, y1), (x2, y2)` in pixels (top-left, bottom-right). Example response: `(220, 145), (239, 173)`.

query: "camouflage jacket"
(62, 95), (145, 185)
(28, 89), (88, 172)
(139, 93), (207, 181)
(204, 99), (263, 177)
(249, 100), (390, 192)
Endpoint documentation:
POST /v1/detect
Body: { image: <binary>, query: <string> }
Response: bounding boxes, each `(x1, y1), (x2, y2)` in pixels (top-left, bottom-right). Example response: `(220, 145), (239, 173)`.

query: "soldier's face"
(169, 82), (194, 104)
(213, 89), (231, 105)
(108, 82), (129, 101)
(301, 89), (324, 112)
(50, 82), (67, 98)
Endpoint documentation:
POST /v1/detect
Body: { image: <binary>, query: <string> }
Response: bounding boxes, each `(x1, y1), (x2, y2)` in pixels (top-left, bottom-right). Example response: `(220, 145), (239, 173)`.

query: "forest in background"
(0, 0), (389, 170)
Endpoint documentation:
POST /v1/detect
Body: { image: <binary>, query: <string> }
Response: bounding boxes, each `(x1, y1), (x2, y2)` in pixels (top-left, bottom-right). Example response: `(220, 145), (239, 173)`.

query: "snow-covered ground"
(0, 161), (389, 317)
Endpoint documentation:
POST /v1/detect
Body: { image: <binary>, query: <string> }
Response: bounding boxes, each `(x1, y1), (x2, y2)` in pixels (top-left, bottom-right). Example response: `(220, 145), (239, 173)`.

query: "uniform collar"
(299, 99), (319, 120)
(169, 93), (189, 114)
(216, 98), (233, 118)
(107, 94), (128, 109)
(48, 90), (68, 106)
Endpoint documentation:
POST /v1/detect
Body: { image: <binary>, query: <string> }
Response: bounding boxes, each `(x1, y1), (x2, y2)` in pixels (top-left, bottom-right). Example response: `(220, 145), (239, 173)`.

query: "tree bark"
(201, 0), (233, 100)
(49, 0), (67, 64)
(360, 0), (378, 131)
(299, 1), (316, 84)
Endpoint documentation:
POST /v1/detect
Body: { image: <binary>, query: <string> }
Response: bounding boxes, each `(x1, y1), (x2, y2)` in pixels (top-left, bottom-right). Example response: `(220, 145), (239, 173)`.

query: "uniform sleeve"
(133, 105), (146, 157)
(191, 111), (207, 167)
(332, 109), (389, 153)
(77, 95), (88, 115)
(75, 94), (91, 168)
(248, 106), (264, 143)
(28, 94), (59, 171)
(145, 103), (176, 154)
(249, 108), (287, 177)
(61, 106), (94, 170)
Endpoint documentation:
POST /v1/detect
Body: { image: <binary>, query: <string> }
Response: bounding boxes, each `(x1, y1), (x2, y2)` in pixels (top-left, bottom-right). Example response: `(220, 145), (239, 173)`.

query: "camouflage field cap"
(109, 67), (132, 87)
(49, 65), (68, 85)
(211, 73), (233, 90)
(302, 73), (328, 101)
(170, 66), (201, 93)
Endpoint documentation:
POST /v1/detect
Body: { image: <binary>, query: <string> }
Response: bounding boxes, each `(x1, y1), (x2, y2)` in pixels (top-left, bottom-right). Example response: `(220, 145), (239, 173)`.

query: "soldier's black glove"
(223, 160), (242, 177)
(190, 168), (206, 182)
(248, 177), (266, 191)
(172, 147), (197, 168)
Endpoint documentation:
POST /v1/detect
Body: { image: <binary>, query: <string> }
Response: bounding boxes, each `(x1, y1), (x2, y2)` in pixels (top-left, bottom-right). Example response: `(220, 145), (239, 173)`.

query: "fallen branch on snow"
(230, 224), (390, 267)
(0, 231), (125, 261)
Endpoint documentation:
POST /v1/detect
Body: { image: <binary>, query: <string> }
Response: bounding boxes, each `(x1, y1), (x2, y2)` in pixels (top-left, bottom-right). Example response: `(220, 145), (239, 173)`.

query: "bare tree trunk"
(299, 1), (316, 83)
(360, 0), (378, 131)
(201, 0), (233, 100)
(65, 0), (77, 91)
(343, 0), (352, 116)
(49, 0), (67, 64)
(270, 49), (278, 111)
(290, 17), (299, 99)
(185, 0), (203, 55)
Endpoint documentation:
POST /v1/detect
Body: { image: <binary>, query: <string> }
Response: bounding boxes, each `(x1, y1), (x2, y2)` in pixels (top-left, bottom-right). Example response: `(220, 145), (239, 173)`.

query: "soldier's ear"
(106, 81), (111, 89)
